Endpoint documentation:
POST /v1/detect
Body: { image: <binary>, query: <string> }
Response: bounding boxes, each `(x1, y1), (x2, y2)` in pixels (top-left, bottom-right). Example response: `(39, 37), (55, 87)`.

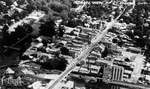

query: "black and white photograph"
(0, 0), (150, 89)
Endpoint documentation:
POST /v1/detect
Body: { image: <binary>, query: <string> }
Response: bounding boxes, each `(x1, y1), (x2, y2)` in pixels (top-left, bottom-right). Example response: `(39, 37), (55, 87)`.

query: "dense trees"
(129, 4), (150, 47)
(41, 56), (68, 71)
(1, 0), (14, 6)
(29, 0), (73, 20)
(2, 24), (33, 46)
(39, 20), (56, 37)
(86, 4), (111, 18)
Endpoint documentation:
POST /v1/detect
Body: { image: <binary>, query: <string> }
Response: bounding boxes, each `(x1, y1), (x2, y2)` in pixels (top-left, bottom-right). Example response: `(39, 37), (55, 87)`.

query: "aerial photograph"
(0, 0), (150, 89)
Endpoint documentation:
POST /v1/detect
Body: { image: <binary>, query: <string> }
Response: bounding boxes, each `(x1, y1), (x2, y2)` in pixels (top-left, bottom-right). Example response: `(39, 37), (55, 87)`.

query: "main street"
(46, 20), (118, 89)
(46, 4), (128, 88)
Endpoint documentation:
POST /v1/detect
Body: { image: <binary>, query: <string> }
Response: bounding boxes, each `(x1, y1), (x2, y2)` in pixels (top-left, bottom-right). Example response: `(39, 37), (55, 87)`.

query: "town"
(0, 0), (150, 89)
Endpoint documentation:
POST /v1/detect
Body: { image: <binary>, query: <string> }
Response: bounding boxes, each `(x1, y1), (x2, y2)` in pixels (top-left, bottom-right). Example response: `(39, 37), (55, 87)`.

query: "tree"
(40, 54), (68, 71)
(3, 0), (14, 6)
(32, 0), (73, 20)
(39, 20), (56, 37)
(60, 10), (69, 20)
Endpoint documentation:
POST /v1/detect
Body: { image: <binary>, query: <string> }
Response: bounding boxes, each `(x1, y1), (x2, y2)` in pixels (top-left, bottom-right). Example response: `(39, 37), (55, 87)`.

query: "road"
(108, 80), (150, 89)
(75, 0), (87, 12)
(46, 4), (128, 89)
(8, 11), (45, 33)
(46, 20), (116, 89)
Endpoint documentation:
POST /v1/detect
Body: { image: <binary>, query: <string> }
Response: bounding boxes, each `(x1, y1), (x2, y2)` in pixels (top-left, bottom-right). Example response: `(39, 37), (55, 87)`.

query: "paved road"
(46, 5), (127, 89)
(109, 80), (150, 89)
(8, 11), (45, 33)
(46, 20), (116, 89)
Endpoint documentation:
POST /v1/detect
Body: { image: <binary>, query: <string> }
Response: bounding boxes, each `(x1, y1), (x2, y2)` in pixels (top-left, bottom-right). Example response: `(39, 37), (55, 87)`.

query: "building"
(103, 65), (124, 82)
(111, 66), (124, 81)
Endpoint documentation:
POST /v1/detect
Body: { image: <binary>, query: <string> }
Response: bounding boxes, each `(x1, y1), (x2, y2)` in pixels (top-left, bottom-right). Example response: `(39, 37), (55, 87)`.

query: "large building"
(103, 65), (124, 82)
(111, 66), (124, 81)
